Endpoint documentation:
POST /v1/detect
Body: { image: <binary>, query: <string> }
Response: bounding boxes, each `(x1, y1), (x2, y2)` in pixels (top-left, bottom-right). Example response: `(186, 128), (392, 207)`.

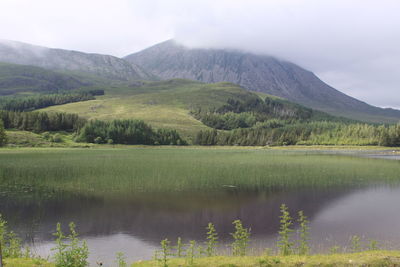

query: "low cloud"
(0, 0), (399, 108)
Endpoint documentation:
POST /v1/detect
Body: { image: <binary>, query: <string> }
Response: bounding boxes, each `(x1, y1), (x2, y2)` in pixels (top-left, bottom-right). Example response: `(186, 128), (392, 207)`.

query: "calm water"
(2, 186), (400, 265)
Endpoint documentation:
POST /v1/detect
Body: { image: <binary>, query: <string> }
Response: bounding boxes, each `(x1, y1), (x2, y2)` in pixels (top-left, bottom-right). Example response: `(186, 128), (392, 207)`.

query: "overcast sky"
(0, 0), (399, 108)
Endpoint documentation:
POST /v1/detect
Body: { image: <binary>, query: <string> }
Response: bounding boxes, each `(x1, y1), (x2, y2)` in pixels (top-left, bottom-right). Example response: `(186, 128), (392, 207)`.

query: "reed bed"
(0, 147), (399, 197)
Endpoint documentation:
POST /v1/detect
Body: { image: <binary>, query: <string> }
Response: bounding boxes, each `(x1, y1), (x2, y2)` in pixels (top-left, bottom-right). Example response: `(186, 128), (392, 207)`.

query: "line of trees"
(0, 119), (6, 146)
(191, 97), (343, 131)
(0, 89), (104, 112)
(195, 121), (400, 147)
(76, 119), (187, 145)
(0, 110), (86, 132)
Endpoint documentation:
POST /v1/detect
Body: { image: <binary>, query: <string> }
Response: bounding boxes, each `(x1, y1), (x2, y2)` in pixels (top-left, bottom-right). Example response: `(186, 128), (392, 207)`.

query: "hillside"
(0, 39), (152, 81)
(41, 79), (336, 139)
(0, 62), (91, 95)
(125, 40), (400, 123)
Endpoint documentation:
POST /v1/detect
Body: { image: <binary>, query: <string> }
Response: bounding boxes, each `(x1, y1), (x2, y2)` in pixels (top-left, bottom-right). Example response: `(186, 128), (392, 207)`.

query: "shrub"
(230, 220), (251, 256)
(115, 252), (127, 267)
(52, 134), (63, 143)
(205, 223), (218, 256)
(186, 240), (196, 266)
(0, 214), (22, 258)
(277, 204), (294, 256)
(52, 222), (89, 267)
(159, 239), (171, 267)
(297, 210), (310, 255)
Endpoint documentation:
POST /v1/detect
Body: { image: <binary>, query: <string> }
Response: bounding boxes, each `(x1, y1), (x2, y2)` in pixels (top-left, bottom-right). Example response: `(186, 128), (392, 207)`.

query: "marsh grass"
(0, 147), (399, 196)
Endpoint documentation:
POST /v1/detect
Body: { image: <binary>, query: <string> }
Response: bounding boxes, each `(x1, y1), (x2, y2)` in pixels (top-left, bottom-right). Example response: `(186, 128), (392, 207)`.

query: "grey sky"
(0, 0), (399, 108)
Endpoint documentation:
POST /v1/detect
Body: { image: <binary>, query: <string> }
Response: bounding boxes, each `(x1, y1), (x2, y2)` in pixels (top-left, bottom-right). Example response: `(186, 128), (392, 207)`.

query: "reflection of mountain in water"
(0, 188), (354, 246)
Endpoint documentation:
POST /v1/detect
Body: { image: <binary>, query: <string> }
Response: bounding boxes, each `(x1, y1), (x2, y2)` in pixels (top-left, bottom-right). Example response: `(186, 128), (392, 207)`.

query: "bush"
(52, 134), (63, 143)
(52, 222), (89, 267)
(0, 214), (22, 258)
(230, 220), (251, 256)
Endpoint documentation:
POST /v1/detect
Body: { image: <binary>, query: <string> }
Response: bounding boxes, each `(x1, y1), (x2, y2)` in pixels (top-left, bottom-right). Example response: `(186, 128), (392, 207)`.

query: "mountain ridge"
(125, 40), (400, 123)
(0, 39), (152, 81)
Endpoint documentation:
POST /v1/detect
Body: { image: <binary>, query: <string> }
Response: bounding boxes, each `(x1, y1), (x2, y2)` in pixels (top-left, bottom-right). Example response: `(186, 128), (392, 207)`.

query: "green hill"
(41, 79), (343, 140)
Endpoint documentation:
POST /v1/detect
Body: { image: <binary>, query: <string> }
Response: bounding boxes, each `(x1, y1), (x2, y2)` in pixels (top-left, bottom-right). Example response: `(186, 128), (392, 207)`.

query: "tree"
(0, 120), (6, 147)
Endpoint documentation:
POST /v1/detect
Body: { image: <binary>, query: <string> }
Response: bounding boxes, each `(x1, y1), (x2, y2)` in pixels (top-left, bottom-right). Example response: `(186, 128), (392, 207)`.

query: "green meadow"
(0, 147), (399, 197)
(41, 80), (268, 139)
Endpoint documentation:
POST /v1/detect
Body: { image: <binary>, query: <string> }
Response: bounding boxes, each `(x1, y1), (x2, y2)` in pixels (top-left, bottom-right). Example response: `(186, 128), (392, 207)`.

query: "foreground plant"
(0, 214), (22, 259)
(205, 223), (218, 257)
(368, 239), (380, 250)
(52, 222), (89, 267)
(231, 220), (251, 256)
(159, 239), (171, 267)
(116, 252), (127, 267)
(277, 204), (294, 256)
(174, 237), (184, 257)
(297, 211), (310, 255)
(350, 235), (361, 253)
(186, 240), (196, 266)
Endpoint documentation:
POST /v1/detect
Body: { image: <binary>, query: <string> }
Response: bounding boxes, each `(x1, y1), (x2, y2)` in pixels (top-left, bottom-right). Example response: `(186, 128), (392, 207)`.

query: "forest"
(194, 121), (400, 146)
(0, 89), (104, 112)
(76, 119), (187, 145)
(0, 110), (86, 132)
(190, 97), (345, 130)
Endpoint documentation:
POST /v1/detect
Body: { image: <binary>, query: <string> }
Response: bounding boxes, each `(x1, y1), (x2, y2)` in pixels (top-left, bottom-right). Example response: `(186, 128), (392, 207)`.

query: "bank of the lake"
(132, 251), (400, 266)
(7, 250), (400, 267)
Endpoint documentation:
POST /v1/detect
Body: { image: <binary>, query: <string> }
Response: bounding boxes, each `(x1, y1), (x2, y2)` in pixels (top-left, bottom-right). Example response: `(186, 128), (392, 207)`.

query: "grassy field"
(0, 147), (399, 196)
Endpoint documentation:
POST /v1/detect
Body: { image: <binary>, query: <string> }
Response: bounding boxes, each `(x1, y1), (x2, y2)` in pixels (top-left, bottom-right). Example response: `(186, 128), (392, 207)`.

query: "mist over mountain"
(0, 39), (399, 123)
(0, 40), (152, 81)
(125, 40), (400, 123)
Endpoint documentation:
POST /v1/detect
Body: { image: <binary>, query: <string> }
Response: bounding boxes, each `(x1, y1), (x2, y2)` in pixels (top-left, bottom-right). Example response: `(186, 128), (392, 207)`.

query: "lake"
(0, 147), (399, 265)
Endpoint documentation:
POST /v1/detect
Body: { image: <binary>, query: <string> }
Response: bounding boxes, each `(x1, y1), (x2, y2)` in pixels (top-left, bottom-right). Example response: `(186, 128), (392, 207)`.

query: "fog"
(0, 0), (399, 108)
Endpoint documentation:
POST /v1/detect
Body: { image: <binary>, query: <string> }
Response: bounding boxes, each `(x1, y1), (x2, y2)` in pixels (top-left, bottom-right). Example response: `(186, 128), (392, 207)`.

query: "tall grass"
(0, 148), (399, 196)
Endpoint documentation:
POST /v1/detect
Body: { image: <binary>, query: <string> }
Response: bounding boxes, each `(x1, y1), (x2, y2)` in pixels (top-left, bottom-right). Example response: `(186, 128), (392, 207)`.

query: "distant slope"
(0, 39), (152, 81)
(41, 79), (345, 139)
(0, 62), (87, 95)
(125, 40), (400, 123)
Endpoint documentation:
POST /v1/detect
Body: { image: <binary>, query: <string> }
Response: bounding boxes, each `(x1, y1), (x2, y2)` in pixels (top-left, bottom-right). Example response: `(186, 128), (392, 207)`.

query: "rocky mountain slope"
(125, 40), (400, 123)
(0, 40), (151, 81)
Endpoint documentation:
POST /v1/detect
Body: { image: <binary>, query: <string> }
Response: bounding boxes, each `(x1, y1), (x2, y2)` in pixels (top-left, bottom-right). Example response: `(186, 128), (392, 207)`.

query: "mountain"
(0, 40), (152, 81)
(125, 40), (400, 123)
(0, 62), (88, 95)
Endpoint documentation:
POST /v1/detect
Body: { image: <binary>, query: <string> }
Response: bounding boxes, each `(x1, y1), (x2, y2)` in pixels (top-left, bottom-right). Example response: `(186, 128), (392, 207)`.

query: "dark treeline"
(195, 121), (400, 147)
(0, 110), (86, 132)
(0, 119), (6, 146)
(76, 119), (187, 145)
(191, 97), (343, 130)
(0, 89), (104, 112)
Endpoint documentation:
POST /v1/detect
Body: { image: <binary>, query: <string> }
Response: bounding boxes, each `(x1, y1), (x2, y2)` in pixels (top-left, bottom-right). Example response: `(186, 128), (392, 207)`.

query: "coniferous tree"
(0, 119), (7, 146)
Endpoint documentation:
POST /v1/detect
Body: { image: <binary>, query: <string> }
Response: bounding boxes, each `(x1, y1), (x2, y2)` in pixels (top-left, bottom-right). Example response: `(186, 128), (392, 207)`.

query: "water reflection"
(2, 186), (400, 265)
